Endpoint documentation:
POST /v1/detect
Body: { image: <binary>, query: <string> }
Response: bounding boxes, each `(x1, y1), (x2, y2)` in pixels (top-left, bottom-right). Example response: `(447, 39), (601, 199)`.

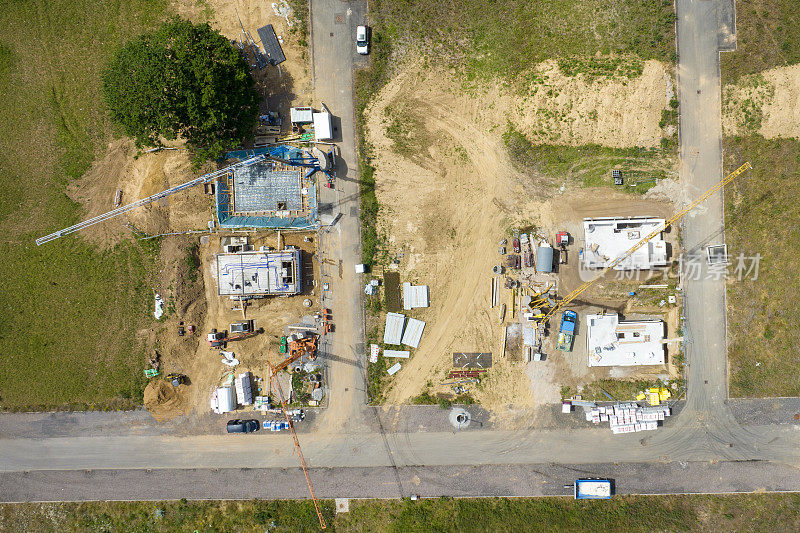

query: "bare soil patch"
(723, 64), (800, 139)
(153, 232), (320, 415)
(67, 139), (207, 248)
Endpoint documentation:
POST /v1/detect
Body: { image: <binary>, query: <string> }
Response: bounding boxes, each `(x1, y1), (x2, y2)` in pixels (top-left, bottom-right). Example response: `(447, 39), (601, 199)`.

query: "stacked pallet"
(584, 402), (671, 434)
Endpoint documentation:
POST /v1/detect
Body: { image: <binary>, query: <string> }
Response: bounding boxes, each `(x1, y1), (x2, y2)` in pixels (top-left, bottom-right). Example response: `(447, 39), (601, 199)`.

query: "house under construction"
(215, 146), (319, 230)
(217, 249), (302, 298)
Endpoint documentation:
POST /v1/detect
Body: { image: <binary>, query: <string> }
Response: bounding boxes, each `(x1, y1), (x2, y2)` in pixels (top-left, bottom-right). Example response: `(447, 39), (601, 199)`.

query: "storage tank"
(536, 245), (554, 273)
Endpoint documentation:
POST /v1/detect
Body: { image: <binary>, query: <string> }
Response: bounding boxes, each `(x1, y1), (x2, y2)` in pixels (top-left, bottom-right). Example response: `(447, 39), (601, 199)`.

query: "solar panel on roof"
(257, 25), (286, 66)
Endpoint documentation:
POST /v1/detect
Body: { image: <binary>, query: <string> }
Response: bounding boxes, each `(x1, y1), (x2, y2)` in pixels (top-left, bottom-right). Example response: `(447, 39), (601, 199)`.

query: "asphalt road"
(311, 0), (370, 434)
(3, 0), (800, 502)
(4, 461), (800, 502)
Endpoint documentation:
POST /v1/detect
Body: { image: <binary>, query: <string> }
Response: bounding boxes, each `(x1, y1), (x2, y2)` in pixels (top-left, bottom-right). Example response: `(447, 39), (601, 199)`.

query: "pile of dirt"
(143, 379), (187, 422)
(723, 64), (800, 139)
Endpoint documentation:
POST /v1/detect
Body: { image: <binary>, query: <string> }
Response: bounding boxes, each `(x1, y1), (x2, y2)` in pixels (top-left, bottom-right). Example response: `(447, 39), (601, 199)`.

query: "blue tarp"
(224, 145), (309, 164)
(215, 147), (320, 230)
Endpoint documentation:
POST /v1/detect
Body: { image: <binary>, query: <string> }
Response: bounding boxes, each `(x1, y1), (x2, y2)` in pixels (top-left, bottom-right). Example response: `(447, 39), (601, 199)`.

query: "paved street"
(3, 0), (800, 502)
(4, 461), (800, 502)
(311, 0), (370, 434)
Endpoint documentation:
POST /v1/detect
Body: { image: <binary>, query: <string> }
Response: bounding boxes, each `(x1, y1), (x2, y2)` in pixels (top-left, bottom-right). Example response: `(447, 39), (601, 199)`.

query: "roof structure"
(402, 282), (429, 310)
(215, 145), (319, 230)
(401, 318), (426, 348)
(256, 24), (286, 65)
(383, 312), (405, 345)
(586, 313), (665, 367)
(582, 217), (668, 270)
(216, 249), (302, 297)
(384, 350), (410, 358)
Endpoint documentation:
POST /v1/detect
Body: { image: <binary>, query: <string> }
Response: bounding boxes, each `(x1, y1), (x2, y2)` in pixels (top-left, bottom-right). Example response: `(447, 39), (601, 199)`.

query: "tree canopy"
(102, 18), (260, 160)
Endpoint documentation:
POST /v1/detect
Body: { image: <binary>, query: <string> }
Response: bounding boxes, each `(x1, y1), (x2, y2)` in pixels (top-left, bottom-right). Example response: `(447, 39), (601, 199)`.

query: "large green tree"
(102, 18), (259, 160)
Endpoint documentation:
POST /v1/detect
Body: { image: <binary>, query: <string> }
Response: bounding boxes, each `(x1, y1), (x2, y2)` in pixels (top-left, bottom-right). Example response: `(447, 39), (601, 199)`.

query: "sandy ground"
(173, 0), (312, 115)
(367, 60), (678, 413)
(723, 64), (800, 139)
(379, 59), (672, 150)
(144, 232), (321, 417)
(67, 139), (208, 247)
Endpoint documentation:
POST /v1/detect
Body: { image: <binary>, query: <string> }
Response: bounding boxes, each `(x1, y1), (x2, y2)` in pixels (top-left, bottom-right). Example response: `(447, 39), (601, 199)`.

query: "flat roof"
(402, 283), (429, 310)
(583, 217), (667, 270)
(586, 313), (665, 367)
(217, 250), (301, 297)
(383, 312), (405, 345)
(401, 318), (425, 348)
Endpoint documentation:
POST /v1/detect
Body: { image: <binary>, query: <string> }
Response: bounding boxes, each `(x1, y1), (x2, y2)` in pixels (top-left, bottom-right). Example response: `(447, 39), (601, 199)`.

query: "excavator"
(272, 334), (318, 372)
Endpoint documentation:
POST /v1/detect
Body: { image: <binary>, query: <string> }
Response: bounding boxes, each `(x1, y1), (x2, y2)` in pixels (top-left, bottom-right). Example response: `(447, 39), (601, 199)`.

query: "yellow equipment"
(268, 355), (326, 529)
(537, 162), (752, 324)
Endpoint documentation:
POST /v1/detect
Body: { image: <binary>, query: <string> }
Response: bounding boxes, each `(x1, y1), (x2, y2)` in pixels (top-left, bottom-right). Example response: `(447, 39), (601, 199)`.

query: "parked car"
(226, 419), (259, 433)
(356, 25), (370, 55)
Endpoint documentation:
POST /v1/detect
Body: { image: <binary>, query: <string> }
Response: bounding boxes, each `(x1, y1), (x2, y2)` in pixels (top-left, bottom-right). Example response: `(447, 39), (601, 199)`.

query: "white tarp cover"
(387, 362), (402, 375)
(154, 293), (164, 319)
(384, 350), (410, 358)
(523, 327), (536, 346)
(383, 312), (406, 345)
(214, 386), (237, 413)
(401, 318), (425, 348)
(402, 282), (430, 310)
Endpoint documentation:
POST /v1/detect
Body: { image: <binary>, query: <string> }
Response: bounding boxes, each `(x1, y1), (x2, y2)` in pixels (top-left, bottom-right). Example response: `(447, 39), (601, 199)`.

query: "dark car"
(226, 419), (259, 433)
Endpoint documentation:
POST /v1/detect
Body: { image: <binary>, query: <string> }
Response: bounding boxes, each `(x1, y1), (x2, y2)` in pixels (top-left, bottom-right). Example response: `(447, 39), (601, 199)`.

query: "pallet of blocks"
(584, 402), (671, 434)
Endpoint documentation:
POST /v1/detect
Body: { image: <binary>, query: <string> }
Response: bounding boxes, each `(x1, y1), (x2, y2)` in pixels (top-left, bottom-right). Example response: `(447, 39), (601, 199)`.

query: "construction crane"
(268, 356), (326, 529)
(35, 154), (266, 245)
(272, 335), (318, 372)
(35, 150), (323, 246)
(539, 161), (752, 324)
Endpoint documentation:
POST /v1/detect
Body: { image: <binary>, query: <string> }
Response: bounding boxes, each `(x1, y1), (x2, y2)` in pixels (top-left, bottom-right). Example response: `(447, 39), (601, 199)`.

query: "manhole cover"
(449, 407), (471, 429)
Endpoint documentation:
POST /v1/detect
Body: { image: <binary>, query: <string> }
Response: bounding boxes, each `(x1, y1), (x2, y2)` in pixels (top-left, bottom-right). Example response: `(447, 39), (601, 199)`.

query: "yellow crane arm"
(268, 358), (327, 529)
(540, 161), (752, 323)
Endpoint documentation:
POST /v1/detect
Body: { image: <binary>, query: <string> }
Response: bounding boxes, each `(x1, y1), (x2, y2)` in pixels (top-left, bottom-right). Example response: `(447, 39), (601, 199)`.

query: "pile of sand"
(143, 379), (187, 422)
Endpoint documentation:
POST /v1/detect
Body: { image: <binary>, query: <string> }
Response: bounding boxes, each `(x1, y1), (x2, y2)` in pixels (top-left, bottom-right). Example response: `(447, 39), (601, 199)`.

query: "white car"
(356, 25), (369, 55)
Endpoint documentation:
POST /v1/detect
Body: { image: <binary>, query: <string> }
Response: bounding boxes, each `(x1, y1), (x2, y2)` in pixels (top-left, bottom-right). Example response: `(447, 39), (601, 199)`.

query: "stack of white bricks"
(584, 402), (671, 434)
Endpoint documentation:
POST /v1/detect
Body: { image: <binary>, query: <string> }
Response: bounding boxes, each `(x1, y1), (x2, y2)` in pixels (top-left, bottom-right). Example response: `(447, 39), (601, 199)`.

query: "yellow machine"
(537, 162), (752, 324)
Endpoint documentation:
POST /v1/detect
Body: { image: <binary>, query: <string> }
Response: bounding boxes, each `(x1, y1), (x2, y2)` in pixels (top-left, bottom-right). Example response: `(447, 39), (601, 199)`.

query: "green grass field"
(502, 126), (673, 194)
(5, 493), (800, 532)
(0, 0), (167, 410)
(724, 135), (800, 397)
(370, 0), (675, 79)
(721, 0), (800, 83)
